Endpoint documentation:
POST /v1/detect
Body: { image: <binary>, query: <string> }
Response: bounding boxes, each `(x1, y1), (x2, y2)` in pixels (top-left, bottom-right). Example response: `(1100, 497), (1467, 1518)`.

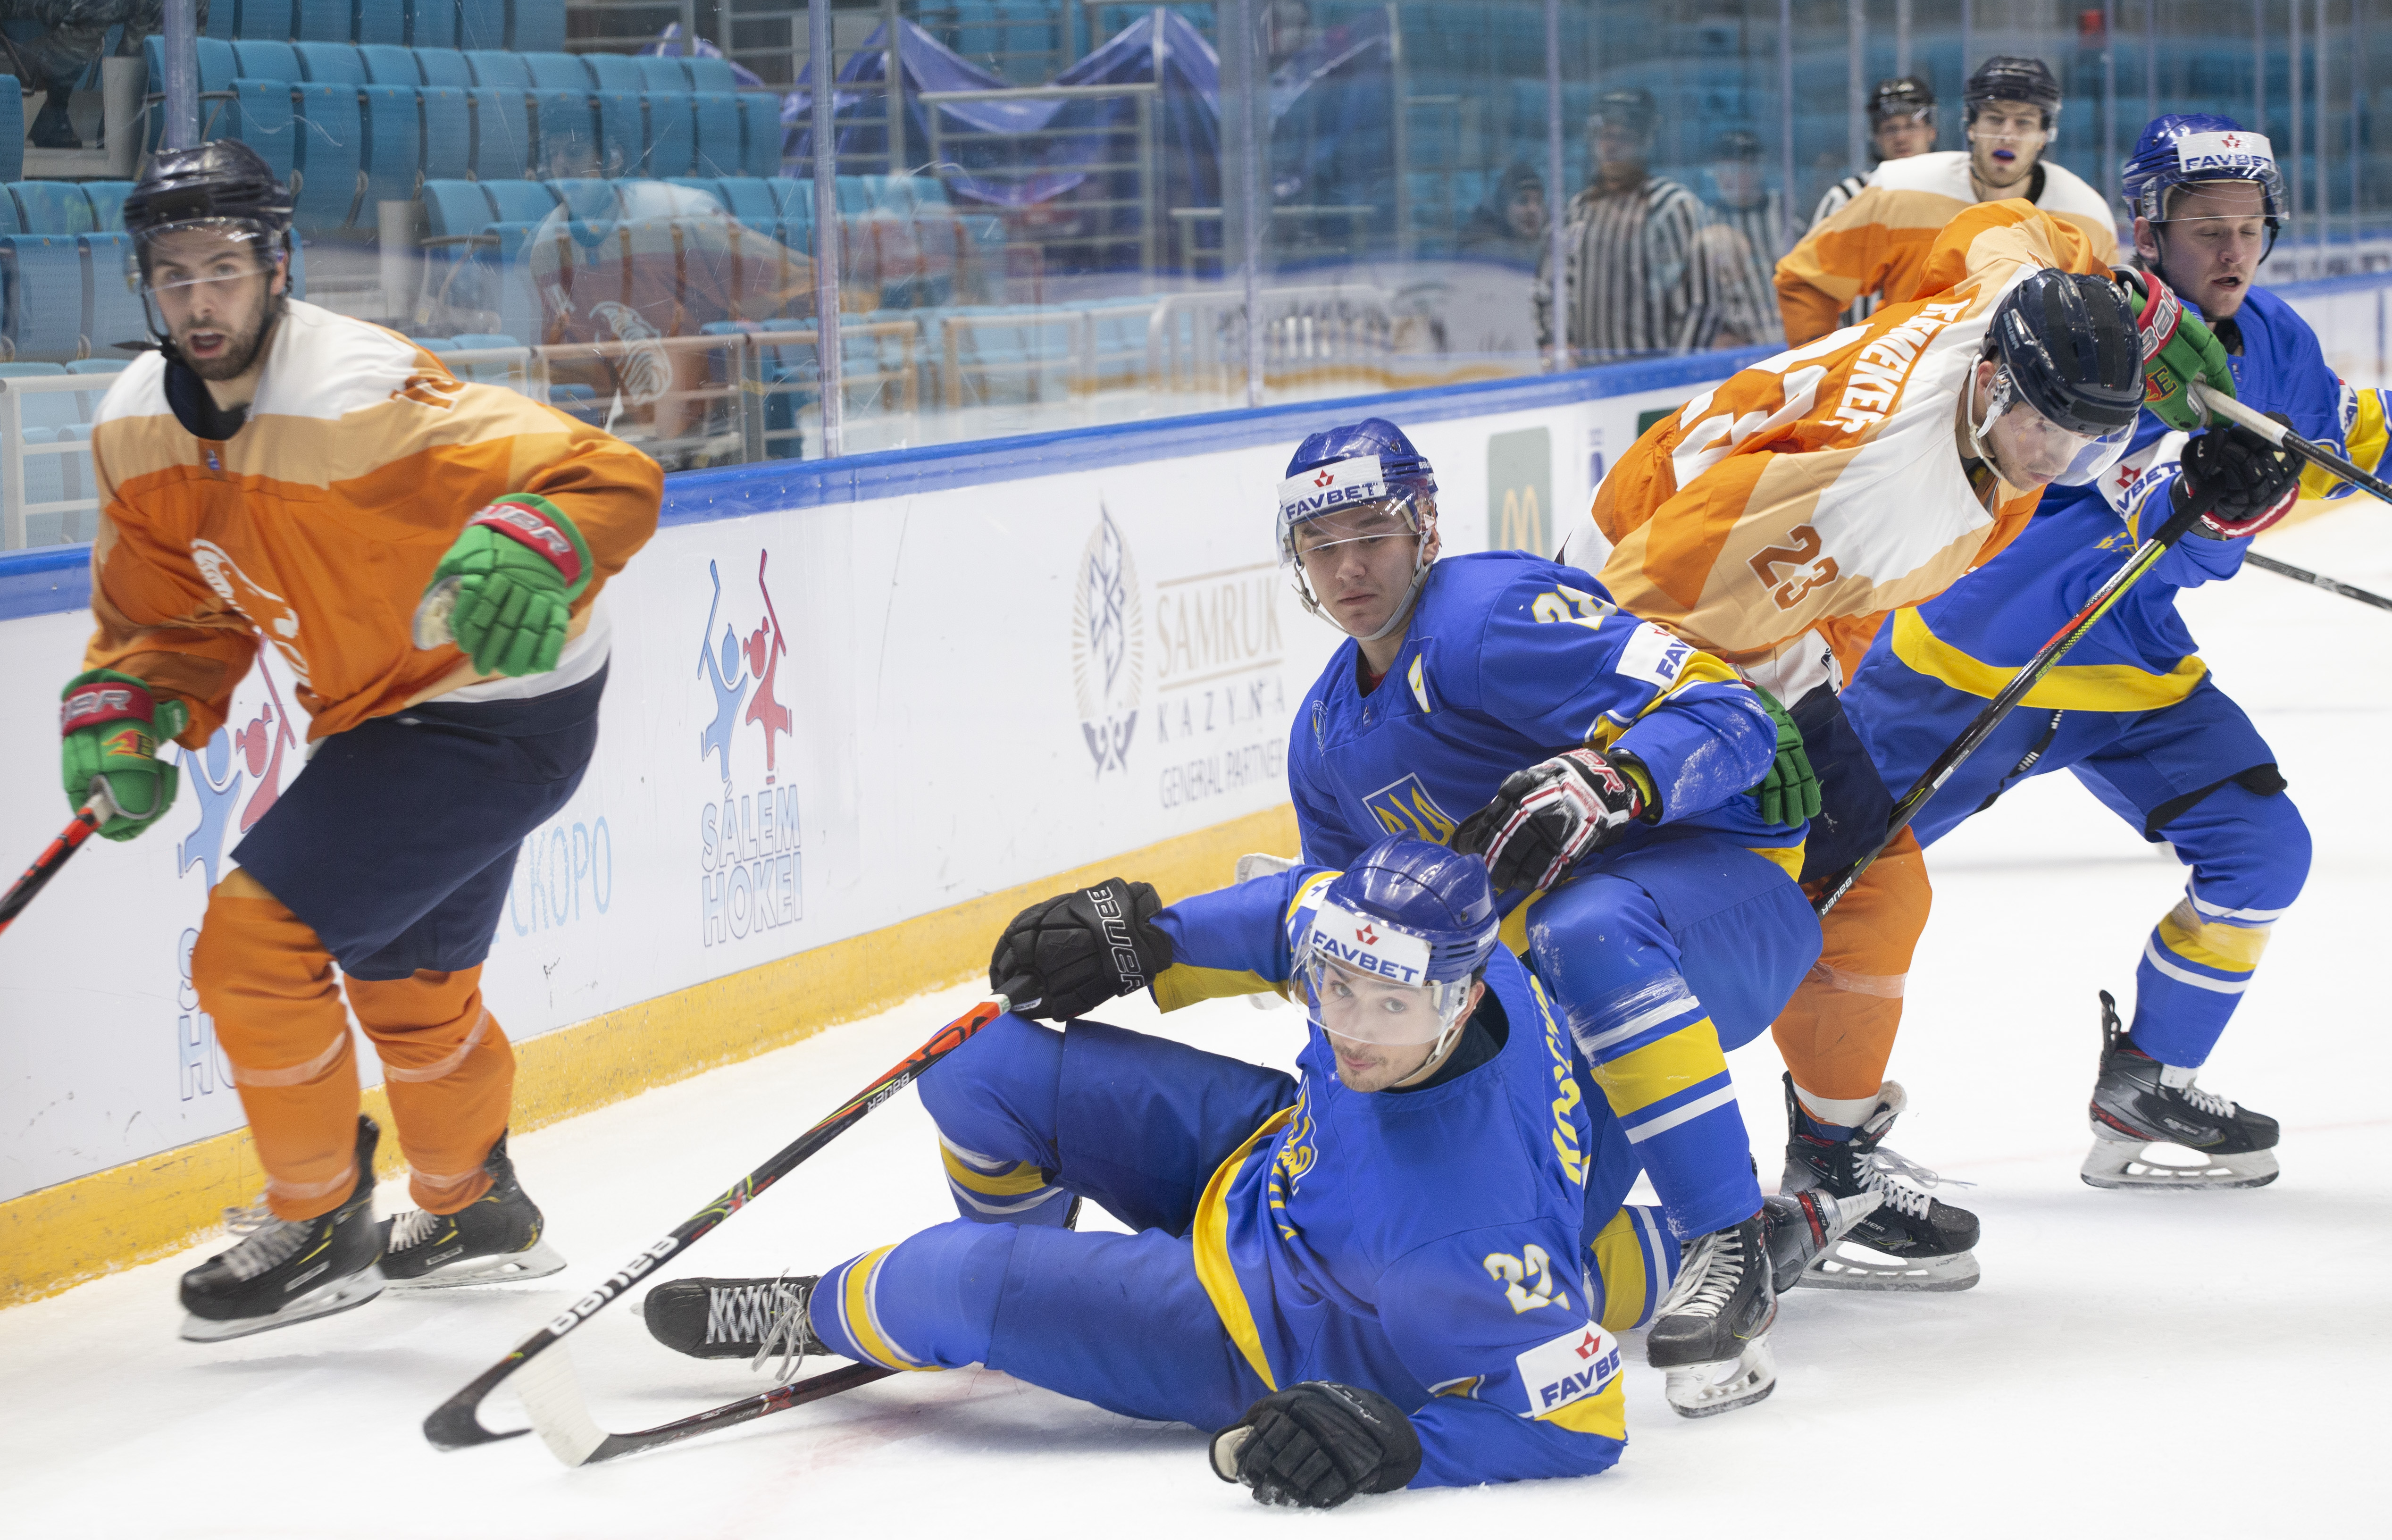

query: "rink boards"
(0, 349), (1741, 1304)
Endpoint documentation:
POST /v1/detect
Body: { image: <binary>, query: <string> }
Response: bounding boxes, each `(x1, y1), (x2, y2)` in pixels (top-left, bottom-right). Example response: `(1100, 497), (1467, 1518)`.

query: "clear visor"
(1279, 496), (1426, 570)
(135, 220), (280, 297)
(1980, 367), (2136, 488)
(1967, 119), (2048, 146)
(1301, 957), (1472, 1046)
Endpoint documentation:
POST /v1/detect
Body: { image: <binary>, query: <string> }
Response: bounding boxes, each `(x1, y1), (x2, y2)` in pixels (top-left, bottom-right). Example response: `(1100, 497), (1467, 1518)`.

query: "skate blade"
(179, 1265), (387, 1342)
(1798, 1239), (1980, 1293)
(2080, 1138), (2280, 1191)
(385, 1238), (568, 1290)
(1660, 1339), (1776, 1419)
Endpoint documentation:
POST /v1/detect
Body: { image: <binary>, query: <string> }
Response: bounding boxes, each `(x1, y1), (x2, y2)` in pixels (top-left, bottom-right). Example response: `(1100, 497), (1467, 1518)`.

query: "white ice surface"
(4, 508), (2388, 1536)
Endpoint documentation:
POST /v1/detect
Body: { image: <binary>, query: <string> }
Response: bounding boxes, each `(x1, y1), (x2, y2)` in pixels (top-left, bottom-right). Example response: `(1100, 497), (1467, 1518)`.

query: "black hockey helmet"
(1965, 56), (2061, 127)
(124, 139), (294, 276)
(1988, 269), (2142, 437)
(1587, 88), (1658, 141)
(1868, 75), (1936, 125)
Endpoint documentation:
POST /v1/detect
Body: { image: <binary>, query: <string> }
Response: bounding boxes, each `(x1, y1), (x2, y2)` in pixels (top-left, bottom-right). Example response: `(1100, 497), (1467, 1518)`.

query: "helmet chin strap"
(1292, 519), (1436, 643)
(1965, 365), (2017, 487)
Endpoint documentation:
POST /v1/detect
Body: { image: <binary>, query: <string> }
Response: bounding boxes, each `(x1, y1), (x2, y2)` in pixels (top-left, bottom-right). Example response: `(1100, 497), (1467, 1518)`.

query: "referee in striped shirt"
(1535, 89), (1722, 363)
(1700, 127), (1790, 347)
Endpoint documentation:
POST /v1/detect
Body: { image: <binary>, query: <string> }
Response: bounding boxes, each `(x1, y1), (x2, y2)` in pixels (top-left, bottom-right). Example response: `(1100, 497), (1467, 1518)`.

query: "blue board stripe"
(0, 544), (90, 622)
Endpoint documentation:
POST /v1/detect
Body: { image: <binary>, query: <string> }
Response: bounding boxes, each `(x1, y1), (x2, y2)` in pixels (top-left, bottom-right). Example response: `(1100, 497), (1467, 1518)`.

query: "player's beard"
(176, 305), (275, 382)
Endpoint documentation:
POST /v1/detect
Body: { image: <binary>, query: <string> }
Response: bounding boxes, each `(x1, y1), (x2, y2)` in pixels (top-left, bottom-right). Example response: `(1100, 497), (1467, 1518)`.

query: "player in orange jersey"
(53, 142), (660, 1341)
(1561, 200), (2195, 1291)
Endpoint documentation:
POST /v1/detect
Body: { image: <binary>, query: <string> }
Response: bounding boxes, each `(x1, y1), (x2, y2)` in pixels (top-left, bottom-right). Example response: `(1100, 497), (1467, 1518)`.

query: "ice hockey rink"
(2, 505), (2384, 1537)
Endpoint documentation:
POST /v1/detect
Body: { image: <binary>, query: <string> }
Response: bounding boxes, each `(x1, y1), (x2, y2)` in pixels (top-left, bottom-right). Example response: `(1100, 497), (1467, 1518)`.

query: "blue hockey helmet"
(2122, 113), (2285, 255)
(1294, 835), (1500, 1048)
(1277, 418), (1439, 641)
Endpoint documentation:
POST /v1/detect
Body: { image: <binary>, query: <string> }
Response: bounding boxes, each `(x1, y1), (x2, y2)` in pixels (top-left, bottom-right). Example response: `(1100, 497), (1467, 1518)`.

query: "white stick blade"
(512, 1344), (610, 1467)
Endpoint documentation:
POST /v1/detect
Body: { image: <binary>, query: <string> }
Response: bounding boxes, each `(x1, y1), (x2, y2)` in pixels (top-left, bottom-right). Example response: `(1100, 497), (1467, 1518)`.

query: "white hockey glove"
(1453, 748), (1652, 893)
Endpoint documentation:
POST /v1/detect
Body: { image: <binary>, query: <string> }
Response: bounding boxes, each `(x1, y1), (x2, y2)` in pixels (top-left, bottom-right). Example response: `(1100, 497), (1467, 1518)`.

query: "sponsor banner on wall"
(0, 379), (1700, 1202)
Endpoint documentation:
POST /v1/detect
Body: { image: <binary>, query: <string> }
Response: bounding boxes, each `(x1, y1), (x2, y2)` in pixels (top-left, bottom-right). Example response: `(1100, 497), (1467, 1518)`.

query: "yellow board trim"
(1537, 1375), (1628, 1440)
(1192, 1106), (1298, 1392)
(2158, 909), (2271, 972)
(1890, 607), (2206, 712)
(1585, 1020), (1727, 1115)
(0, 804), (1299, 1310)
(1587, 1209), (1650, 1335)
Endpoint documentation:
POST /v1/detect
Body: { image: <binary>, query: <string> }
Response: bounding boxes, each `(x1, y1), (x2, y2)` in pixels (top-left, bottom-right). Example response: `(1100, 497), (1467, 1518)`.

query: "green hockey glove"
(59, 669), (190, 840)
(2117, 267), (2235, 432)
(1742, 684), (1819, 829)
(417, 494), (594, 677)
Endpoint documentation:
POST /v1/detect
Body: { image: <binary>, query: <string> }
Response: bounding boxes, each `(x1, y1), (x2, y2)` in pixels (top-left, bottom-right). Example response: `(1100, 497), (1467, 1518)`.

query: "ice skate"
(641, 1275), (824, 1379)
(178, 1115), (386, 1342)
(1782, 1074), (1981, 1292)
(1646, 1212), (1775, 1417)
(2082, 991), (2280, 1190)
(379, 1131), (566, 1288)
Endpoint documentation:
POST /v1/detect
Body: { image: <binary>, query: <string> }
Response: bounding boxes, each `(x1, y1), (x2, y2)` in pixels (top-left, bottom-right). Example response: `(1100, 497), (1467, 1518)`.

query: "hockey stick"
(423, 988), (1029, 1464)
(2246, 550), (2392, 613)
(2189, 381), (2392, 509)
(1811, 481), (2219, 918)
(0, 784), (117, 940)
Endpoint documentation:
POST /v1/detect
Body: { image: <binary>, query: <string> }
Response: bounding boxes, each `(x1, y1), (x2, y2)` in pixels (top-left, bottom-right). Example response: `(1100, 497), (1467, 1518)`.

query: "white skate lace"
(217, 1201), (311, 1281)
(1857, 1145), (1972, 1221)
(386, 1207), (442, 1253)
(745, 1280), (817, 1387)
(2165, 1076), (2236, 1119)
(1656, 1227), (1746, 1322)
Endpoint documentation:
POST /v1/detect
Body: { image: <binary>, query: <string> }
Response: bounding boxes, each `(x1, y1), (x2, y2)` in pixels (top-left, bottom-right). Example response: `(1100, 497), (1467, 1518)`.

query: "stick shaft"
(2246, 550), (2392, 612)
(0, 799), (106, 937)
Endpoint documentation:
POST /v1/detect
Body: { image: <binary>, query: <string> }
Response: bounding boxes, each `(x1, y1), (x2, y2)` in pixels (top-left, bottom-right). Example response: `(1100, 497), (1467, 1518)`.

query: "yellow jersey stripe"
(1587, 1210), (1649, 1335)
(1537, 1375), (1627, 1440)
(938, 1147), (1053, 1197)
(1891, 607), (2206, 711)
(838, 1244), (932, 1371)
(1745, 842), (1804, 879)
(1152, 963), (1282, 1014)
(1192, 1106), (1297, 1393)
(1586, 1019), (1728, 1115)
(2158, 909), (2271, 973)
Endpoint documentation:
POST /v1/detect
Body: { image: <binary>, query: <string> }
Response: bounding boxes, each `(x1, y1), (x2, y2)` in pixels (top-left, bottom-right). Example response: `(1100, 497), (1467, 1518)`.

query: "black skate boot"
(1782, 1073), (1981, 1291)
(2083, 991), (2279, 1190)
(641, 1275), (824, 1378)
(379, 1130), (566, 1288)
(179, 1115), (386, 1342)
(1762, 1188), (1885, 1291)
(1646, 1212), (1776, 1417)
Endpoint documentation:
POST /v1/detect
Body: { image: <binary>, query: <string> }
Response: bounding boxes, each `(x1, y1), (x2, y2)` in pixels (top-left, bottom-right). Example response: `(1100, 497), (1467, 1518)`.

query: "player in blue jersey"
(1250, 418), (1828, 1413)
(1828, 114), (2375, 1191)
(639, 838), (1870, 1502)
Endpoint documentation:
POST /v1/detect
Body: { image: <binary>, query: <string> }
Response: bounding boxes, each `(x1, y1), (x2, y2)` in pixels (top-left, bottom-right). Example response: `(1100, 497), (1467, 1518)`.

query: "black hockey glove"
(1453, 747), (1651, 893)
(1210, 1381), (1421, 1509)
(987, 878), (1171, 1021)
(1740, 684), (1819, 829)
(2175, 418), (2302, 539)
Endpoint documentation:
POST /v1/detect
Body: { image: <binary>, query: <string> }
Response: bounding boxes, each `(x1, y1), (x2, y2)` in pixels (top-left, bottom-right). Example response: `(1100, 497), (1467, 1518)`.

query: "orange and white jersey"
(1562, 201), (2103, 703)
(1774, 151), (2118, 344)
(85, 300), (661, 745)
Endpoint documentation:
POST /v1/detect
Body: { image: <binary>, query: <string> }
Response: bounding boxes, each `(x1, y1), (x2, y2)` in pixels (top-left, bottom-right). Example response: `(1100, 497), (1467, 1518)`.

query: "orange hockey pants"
(191, 879), (514, 1222)
(1768, 828), (1932, 1105)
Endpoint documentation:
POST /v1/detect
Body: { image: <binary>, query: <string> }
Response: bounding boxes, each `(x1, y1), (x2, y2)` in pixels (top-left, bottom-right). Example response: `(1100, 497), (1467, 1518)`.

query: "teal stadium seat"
(416, 48), (471, 88)
(592, 90), (643, 177)
(359, 84), (423, 207)
(9, 182), (95, 235)
(356, 0), (404, 49)
(2, 235), (88, 360)
(580, 53), (643, 92)
(358, 42), (420, 82)
(527, 89), (596, 175)
(292, 81), (365, 228)
(686, 56), (736, 92)
(295, 0), (350, 42)
(229, 80), (298, 181)
(521, 52), (590, 90)
(690, 91), (741, 178)
(645, 93), (696, 179)
(462, 49), (530, 87)
(507, 0), (565, 53)
(292, 41), (367, 83)
(81, 234), (148, 359)
(468, 87), (532, 180)
(232, 39), (301, 80)
(82, 183), (134, 230)
(237, 0), (294, 41)
(633, 55), (688, 92)
(738, 93), (782, 179)
(456, 0), (505, 51)
(421, 85), (470, 181)
(405, 0), (455, 50)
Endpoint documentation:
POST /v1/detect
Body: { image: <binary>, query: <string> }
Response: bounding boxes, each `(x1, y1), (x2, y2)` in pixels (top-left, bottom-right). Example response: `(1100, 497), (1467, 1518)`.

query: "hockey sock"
(1584, 1204), (1679, 1331)
(192, 889), (364, 1222)
(917, 1013), (1075, 1222)
(938, 1135), (1076, 1225)
(1770, 833), (1928, 1105)
(809, 1219), (1018, 1372)
(345, 966), (513, 1214)
(2129, 782), (2307, 1068)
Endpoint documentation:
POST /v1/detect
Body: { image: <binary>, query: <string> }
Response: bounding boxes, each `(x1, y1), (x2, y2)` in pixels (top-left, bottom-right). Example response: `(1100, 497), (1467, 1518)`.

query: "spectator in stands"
(1456, 160), (1546, 270)
(0, 0), (169, 149)
(1699, 127), (1788, 348)
(1535, 88), (1722, 363)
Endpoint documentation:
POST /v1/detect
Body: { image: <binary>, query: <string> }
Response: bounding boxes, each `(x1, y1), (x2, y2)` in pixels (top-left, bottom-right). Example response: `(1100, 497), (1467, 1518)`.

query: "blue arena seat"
(580, 52), (642, 92)
(359, 84), (423, 207)
(592, 90), (642, 177)
(238, 0), (296, 41)
(633, 55), (688, 92)
(292, 81), (365, 228)
(295, 0), (351, 42)
(461, 48), (529, 86)
(644, 93), (695, 179)
(358, 42), (420, 82)
(706, 177), (777, 235)
(545, 177), (612, 223)
(9, 183), (95, 235)
(415, 47), (471, 87)
(506, 0), (565, 53)
(480, 222), (549, 347)
(228, 80), (300, 181)
(3, 236), (90, 360)
(739, 93), (784, 179)
(232, 38), (302, 80)
(356, 0), (404, 48)
(405, 0), (455, 50)
(479, 178), (556, 223)
(82, 183), (134, 231)
(420, 177), (494, 234)
(690, 91), (740, 178)
(420, 84), (469, 180)
(467, 86), (532, 181)
(686, 55), (736, 92)
(456, 0), (505, 50)
(528, 89), (597, 176)
(520, 51), (590, 90)
(203, 0), (237, 39)
(0, 79), (21, 181)
(293, 41), (367, 82)
(80, 234), (148, 359)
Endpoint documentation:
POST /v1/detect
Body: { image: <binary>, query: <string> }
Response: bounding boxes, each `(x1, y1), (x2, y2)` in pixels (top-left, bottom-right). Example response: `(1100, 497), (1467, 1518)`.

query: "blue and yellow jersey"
(1288, 550), (1793, 900)
(1857, 284), (2390, 713)
(1150, 865), (1644, 1488)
